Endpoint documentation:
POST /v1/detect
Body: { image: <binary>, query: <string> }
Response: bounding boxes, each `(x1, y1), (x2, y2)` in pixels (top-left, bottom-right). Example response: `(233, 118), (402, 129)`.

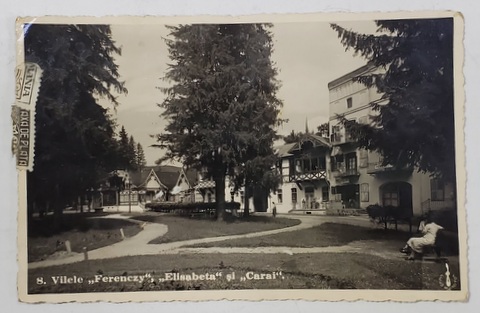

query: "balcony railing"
(333, 167), (360, 177)
(367, 162), (411, 174)
(288, 169), (327, 182)
(330, 133), (354, 145)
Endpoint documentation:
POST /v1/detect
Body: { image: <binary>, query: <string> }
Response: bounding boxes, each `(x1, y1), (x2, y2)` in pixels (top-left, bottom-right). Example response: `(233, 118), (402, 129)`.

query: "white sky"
(102, 21), (376, 165)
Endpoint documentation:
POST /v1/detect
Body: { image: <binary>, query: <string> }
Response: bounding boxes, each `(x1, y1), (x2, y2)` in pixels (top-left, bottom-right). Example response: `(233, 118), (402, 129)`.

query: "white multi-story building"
(274, 64), (456, 217)
(274, 134), (331, 214)
(327, 64), (456, 217)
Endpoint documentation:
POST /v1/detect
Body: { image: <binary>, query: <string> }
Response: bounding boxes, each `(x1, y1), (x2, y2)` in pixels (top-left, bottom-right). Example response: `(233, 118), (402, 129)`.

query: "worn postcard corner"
(15, 12), (468, 303)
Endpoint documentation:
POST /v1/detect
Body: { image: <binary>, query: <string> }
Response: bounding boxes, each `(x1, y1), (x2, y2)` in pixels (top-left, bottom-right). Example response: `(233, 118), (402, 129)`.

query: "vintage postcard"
(15, 12), (467, 302)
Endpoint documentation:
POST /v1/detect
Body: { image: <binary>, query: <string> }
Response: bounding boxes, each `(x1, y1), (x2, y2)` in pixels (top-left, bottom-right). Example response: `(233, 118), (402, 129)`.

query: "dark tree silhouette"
(331, 18), (455, 181)
(24, 24), (127, 227)
(156, 24), (283, 220)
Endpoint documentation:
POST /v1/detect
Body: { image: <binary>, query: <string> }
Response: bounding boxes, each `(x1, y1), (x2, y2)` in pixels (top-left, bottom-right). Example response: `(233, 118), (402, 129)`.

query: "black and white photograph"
(14, 12), (467, 302)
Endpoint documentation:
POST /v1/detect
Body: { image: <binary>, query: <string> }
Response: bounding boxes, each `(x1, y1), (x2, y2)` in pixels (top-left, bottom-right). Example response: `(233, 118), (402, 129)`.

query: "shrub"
(145, 201), (241, 216)
(366, 204), (412, 230)
(427, 209), (458, 232)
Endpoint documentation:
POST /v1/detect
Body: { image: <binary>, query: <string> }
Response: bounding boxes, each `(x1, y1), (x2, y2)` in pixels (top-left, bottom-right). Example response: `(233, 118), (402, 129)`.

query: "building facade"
(194, 175), (257, 212)
(94, 166), (198, 208)
(273, 64), (456, 217)
(327, 64), (456, 217)
(274, 134), (331, 214)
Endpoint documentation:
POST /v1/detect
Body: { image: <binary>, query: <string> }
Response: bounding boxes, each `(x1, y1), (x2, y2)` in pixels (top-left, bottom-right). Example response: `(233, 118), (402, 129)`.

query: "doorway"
(304, 186), (315, 209)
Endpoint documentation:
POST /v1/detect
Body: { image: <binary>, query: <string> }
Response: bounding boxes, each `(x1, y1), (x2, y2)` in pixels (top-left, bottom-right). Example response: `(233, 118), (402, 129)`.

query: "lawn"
(129, 213), (301, 244)
(188, 222), (460, 257)
(28, 213), (142, 262)
(187, 222), (410, 248)
(27, 252), (461, 293)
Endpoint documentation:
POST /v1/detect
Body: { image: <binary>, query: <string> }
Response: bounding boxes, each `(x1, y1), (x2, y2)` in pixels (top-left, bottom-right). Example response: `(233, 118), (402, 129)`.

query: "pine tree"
(136, 143), (147, 169)
(24, 24), (127, 227)
(331, 18), (455, 181)
(117, 126), (131, 169)
(128, 135), (137, 169)
(156, 24), (283, 220)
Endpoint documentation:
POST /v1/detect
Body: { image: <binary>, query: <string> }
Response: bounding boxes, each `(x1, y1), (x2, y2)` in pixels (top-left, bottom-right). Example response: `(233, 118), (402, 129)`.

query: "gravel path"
(28, 214), (410, 269)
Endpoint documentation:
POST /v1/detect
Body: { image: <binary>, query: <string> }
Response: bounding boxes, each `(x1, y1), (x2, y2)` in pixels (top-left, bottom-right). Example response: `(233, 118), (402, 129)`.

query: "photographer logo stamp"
(438, 263), (459, 290)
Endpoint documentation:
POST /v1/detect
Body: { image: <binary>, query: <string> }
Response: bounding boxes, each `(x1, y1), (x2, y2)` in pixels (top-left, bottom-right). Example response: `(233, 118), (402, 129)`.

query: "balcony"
(367, 162), (412, 175)
(330, 133), (355, 145)
(288, 169), (327, 182)
(333, 166), (360, 178)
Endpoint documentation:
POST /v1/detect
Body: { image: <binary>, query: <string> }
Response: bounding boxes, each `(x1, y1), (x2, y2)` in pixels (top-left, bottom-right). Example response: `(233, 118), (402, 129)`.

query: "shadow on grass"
(28, 213), (141, 262)
(189, 222), (412, 248)
(28, 212), (115, 237)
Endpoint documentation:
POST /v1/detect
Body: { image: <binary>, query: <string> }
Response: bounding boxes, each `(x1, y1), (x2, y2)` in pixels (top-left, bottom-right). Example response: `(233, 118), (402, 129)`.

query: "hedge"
(145, 201), (241, 215)
(366, 204), (413, 231)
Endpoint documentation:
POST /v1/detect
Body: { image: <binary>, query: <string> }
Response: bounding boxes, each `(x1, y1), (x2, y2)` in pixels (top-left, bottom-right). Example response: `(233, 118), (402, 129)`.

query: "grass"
(129, 213), (301, 244)
(188, 222), (411, 248)
(187, 221), (460, 256)
(27, 252), (461, 293)
(28, 213), (142, 262)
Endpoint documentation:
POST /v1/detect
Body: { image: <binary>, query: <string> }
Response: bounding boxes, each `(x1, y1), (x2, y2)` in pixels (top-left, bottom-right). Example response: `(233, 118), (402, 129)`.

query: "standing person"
(272, 202), (277, 218)
(400, 217), (444, 260)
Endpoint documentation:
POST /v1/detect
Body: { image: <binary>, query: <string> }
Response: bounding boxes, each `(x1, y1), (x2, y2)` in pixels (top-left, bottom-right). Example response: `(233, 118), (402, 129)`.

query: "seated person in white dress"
(400, 217), (444, 260)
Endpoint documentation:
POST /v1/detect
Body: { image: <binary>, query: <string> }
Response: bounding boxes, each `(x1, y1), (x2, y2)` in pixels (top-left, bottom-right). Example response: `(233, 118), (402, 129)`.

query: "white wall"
(327, 68), (452, 217)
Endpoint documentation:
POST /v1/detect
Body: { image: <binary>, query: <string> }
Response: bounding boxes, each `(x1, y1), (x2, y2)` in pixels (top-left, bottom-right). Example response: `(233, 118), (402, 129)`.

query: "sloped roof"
(307, 133), (331, 147)
(185, 168), (198, 186)
(128, 165), (184, 190)
(129, 167), (153, 187)
(275, 142), (296, 157)
(328, 62), (376, 90)
(287, 133), (331, 153)
(153, 166), (182, 190)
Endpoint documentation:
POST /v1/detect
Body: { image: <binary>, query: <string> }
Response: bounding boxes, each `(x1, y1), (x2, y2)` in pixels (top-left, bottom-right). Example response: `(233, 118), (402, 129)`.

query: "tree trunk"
(214, 169), (226, 221)
(80, 195), (84, 213)
(253, 187), (268, 212)
(243, 184), (250, 217)
(53, 184), (63, 231)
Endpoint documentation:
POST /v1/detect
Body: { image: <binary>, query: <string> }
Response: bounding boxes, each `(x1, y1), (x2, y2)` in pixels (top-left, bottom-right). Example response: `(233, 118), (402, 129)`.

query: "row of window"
(275, 179), (445, 205)
(282, 153), (364, 176)
(276, 186), (330, 204)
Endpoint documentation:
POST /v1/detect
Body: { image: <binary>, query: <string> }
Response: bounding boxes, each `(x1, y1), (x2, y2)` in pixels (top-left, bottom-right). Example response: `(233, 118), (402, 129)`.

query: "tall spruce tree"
(118, 126), (130, 169)
(24, 24), (127, 227)
(128, 135), (137, 169)
(331, 18), (455, 181)
(117, 126), (138, 170)
(136, 142), (147, 169)
(156, 24), (282, 220)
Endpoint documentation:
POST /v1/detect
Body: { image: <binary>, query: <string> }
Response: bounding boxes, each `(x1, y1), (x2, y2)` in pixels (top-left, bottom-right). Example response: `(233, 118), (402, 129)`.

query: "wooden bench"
(411, 229), (458, 260)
